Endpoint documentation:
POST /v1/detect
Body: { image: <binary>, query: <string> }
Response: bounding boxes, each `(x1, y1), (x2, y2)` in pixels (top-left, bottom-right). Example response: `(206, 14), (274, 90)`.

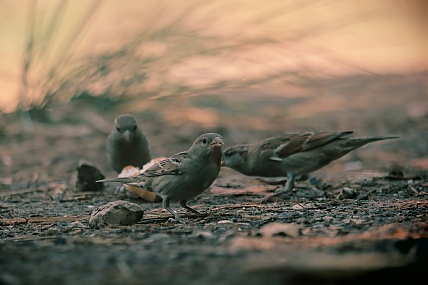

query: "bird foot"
(181, 205), (207, 217)
(167, 213), (187, 223)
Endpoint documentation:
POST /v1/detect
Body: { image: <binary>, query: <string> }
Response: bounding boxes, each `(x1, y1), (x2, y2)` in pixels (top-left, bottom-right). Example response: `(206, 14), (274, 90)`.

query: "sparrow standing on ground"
(222, 131), (398, 195)
(107, 114), (151, 173)
(98, 133), (224, 221)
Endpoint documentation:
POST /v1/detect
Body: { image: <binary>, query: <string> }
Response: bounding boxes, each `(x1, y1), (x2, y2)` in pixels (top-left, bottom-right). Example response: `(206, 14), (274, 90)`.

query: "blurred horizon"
(0, 0), (427, 114)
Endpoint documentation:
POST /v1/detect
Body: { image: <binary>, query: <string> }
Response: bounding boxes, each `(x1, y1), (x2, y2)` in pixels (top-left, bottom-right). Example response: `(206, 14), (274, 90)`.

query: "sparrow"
(222, 131), (398, 195)
(107, 114), (151, 173)
(98, 133), (224, 221)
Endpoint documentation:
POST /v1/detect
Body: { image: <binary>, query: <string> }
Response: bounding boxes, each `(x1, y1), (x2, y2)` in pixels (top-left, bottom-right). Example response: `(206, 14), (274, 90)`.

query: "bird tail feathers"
(358, 135), (399, 142)
(349, 135), (399, 147)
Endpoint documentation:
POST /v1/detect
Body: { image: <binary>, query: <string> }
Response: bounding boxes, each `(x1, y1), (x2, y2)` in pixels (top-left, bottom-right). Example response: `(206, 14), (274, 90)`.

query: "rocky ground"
(1, 96), (427, 285)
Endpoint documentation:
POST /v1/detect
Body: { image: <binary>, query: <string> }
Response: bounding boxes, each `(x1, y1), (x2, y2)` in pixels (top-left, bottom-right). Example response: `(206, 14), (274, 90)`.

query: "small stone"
(292, 204), (304, 210)
(352, 177), (373, 185)
(338, 187), (359, 199)
(88, 200), (144, 229)
(72, 160), (105, 192)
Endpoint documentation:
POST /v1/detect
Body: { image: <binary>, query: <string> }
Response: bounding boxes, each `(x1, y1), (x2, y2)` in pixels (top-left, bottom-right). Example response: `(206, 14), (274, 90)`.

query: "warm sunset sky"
(1, 0), (427, 113)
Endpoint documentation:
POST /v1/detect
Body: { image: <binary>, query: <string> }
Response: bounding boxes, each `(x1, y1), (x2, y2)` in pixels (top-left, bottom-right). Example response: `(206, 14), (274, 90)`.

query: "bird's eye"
(202, 138), (208, 144)
(132, 126), (137, 131)
(116, 127), (120, 132)
(224, 151), (231, 157)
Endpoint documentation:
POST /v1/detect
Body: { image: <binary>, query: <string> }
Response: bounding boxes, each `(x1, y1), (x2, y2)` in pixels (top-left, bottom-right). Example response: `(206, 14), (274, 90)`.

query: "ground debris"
(338, 187), (359, 199)
(259, 222), (301, 238)
(0, 217), (28, 226)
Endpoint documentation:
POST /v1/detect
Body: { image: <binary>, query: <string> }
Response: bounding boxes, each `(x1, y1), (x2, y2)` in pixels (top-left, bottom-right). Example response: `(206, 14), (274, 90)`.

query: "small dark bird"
(107, 114), (151, 173)
(222, 131), (398, 195)
(98, 133), (224, 221)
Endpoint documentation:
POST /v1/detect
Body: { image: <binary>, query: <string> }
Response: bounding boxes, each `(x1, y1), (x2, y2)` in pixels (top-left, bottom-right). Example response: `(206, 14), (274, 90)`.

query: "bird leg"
(262, 173), (296, 201)
(114, 184), (126, 195)
(283, 173), (296, 192)
(180, 200), (206, 216)
(162, 197), (183, 222)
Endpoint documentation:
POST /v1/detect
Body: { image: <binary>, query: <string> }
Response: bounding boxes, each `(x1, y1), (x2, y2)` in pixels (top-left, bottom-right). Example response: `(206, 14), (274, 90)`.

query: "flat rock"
(89, 200), (144, 229)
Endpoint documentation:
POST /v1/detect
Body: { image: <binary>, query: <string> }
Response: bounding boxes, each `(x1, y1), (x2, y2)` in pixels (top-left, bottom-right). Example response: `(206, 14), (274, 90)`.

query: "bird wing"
(298, 131), (353, 152)
(270, 131), (354, 159)
(257, 134), (298, 151)
(142, 152), (187, 177)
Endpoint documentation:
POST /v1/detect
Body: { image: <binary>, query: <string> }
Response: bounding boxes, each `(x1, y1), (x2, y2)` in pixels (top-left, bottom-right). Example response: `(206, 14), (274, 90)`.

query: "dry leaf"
(229, 236), (277, 252)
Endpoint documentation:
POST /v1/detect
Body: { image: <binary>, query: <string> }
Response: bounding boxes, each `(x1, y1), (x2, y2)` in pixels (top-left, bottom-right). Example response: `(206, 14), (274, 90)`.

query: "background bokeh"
(1, 0), (427, 178)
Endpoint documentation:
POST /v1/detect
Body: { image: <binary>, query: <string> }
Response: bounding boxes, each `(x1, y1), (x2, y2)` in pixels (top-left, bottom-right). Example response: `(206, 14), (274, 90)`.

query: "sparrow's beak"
(210, 137), (224, 149)
(122, 130), (131, 142)
(220, 157), (225, 166)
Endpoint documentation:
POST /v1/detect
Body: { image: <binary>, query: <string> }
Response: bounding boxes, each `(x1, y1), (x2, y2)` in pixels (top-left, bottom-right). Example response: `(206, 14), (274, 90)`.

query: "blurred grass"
(18, 1), (103, 111)
(0, 0), (427, 116)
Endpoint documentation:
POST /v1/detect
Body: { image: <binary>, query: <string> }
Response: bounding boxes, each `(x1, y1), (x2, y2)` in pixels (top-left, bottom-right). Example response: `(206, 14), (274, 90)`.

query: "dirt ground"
(1, 92), (428, 285)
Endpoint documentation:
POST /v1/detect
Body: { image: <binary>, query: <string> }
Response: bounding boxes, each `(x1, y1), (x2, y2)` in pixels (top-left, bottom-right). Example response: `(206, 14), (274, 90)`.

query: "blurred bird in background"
(107, 114), (161, 201)
(107, 114), (151, 173)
